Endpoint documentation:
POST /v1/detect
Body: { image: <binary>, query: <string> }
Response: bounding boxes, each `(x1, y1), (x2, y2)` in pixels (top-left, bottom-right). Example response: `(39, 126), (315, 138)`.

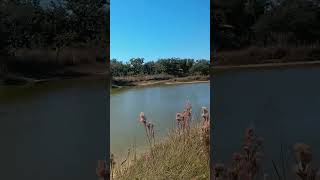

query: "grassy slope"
(113, 125), (209, 180)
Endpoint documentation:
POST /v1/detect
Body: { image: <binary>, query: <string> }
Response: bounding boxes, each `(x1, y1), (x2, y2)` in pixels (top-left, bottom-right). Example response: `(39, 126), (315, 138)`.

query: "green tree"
(143, 61), (156, 75)
(254, 0), (320, 44)
(189, 60), (209, 75)
(129, 58), (144, 75)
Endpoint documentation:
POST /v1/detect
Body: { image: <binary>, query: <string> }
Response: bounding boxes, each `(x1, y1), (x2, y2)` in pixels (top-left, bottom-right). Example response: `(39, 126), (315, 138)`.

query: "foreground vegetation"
(110, 103), (210, 180)
(212, 128), (320, 180)
(113, 125), (209, 180)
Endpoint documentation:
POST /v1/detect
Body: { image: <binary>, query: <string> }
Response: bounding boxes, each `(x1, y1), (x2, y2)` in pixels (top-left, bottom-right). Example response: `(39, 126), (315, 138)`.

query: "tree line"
(111, 58), (209, 77)
(212, 0), (320, 51)
(0, 0), (109, 57)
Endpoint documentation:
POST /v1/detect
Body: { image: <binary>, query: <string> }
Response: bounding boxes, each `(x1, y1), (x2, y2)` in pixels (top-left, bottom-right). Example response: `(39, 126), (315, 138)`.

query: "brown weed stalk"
(293, 143), (319, 180)
(139, 112), (155, 153)
(175, 100), (192, 134)
(96, 160), (107, 180)
(213, 128), (264, 180)
(200, 106), (210, 154)
(110, 154), (115, 180)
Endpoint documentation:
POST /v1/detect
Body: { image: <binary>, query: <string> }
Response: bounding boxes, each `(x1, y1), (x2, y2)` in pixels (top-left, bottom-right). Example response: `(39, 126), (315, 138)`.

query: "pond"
(110, 82), (210, 161)
(212, 66), (320, 179)
(0, 78), (107, 180)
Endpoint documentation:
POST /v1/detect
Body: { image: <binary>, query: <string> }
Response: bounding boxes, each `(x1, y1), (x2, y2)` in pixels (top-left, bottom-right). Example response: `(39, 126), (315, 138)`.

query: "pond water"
(110, 82), (210, 160)
(212, 67), (320, 179)
(0, 78), (107, 180)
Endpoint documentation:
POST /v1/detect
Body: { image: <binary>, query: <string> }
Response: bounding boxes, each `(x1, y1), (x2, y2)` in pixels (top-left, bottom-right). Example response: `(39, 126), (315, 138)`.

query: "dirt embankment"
(112, 75), (209, 88)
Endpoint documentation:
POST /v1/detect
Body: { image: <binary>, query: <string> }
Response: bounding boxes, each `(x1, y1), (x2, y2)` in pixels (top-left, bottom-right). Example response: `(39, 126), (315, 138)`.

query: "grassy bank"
(0, 48), (108, 85)
(214, 45), (320, 66)
(112, 75), (209, 88)
(112, 124), (210, 180)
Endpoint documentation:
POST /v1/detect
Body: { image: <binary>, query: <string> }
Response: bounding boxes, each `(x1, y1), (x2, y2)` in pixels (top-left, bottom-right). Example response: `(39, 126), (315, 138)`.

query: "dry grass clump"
(112, 102), (210, 180)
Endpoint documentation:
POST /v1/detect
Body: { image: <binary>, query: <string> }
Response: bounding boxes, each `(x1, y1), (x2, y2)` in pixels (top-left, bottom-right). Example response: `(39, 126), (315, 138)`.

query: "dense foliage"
(0, 0), (109, 56)
(212, 0), (320, 50)
(111, 58), (209, 77)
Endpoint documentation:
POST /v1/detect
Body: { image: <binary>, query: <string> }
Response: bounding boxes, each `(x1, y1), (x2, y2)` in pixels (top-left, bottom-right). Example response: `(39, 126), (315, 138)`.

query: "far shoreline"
(0, 62), (109, 86)
(0, 73), (108, 86)
(4, 60), (320, 86)
(111, 75), (209, 89)
(212, 60), (320, 74)
(133, 79), (209, 87)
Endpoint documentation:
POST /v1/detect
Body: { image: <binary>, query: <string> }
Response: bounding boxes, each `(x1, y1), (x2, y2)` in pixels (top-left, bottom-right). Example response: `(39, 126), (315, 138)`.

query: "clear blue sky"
(111, 0), (210, 62)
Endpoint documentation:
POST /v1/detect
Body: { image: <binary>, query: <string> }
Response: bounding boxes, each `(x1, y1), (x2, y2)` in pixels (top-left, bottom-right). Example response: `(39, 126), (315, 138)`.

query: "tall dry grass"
(113, 125), (209, 180)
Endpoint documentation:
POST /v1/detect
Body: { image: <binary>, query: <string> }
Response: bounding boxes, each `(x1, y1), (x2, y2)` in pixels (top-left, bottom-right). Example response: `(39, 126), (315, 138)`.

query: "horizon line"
(110, 57), (210, 62)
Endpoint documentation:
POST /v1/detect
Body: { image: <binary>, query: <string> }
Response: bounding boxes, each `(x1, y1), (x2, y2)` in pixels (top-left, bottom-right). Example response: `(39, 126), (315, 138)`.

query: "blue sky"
(111, 0), (210, 62)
